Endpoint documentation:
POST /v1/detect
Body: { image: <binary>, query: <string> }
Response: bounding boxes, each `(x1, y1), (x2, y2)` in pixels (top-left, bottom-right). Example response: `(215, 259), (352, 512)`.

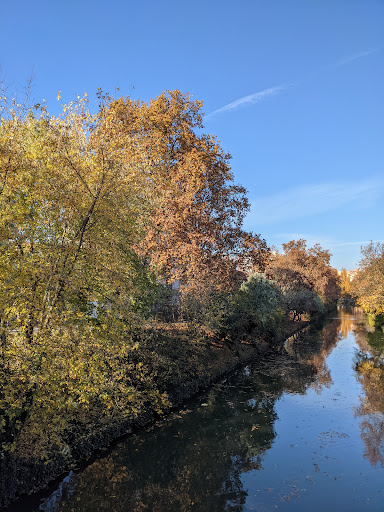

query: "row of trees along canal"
(0, 90), (342, 506)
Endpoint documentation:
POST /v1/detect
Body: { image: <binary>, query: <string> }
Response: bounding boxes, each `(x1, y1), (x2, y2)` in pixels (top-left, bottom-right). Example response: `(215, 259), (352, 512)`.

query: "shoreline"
(1, 316), (315, 510)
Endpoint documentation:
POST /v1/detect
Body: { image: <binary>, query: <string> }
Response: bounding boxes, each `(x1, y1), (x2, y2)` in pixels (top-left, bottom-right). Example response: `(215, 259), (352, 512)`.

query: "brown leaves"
(99, 90), (269, 298)
(268, 239), (340, 308)
(351, 242), (384, 315)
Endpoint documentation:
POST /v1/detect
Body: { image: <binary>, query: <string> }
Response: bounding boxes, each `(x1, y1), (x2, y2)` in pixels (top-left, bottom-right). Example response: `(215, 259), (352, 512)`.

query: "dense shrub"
(284, 288), (325, 321)
(226, 272), (283, 341)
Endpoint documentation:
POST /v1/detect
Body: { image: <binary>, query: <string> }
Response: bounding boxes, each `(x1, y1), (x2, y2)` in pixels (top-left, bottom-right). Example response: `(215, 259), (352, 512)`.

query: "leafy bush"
(284, 288), (325, 320)
(181, 290), (231, 335)
(227, 272), (283, 341)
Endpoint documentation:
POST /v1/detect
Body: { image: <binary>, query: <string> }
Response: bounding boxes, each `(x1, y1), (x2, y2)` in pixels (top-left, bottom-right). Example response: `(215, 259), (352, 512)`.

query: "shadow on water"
(10, 308), (384, 511)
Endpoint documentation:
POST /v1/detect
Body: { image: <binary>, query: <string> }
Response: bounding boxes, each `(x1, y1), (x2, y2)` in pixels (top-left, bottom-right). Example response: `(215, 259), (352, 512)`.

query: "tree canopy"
(97, 90), (269, 296)
(267, 239), (340, 319)
(352, 242), (384, 317)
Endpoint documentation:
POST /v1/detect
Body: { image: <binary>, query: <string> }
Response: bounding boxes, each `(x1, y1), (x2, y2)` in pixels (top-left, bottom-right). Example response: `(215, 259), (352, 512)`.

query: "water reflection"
(284, 319), (340, 392)
(333, 305), (384, 468)
(33, 323), (335, 511)
(353, 313), (384, 469)
(30, 311), (384, 511)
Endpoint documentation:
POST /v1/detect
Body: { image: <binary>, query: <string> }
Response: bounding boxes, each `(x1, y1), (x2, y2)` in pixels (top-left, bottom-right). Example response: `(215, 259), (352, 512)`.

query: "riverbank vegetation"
(0, 90), (340, 506)
(351, 243), (384, 467)
(351, 242), (384, 326)
(353, 310), (384, 467)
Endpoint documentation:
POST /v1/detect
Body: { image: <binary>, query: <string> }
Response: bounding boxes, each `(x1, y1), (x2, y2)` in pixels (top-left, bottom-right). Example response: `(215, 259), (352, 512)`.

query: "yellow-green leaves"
(352, 242), (384, 316)
(0, 93), (165, 463)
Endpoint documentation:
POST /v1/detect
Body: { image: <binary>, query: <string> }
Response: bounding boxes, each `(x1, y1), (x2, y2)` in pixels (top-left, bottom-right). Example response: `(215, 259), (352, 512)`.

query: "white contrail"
(247, 179), (383, 226)
(336, 48), (379, 67)
(206, 85), (285, 119)
(205, 47), (379, 121)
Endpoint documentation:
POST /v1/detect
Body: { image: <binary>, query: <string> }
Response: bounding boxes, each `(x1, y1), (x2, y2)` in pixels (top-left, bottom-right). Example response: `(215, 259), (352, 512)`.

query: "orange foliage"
(269, 239), (340, 305)
(98, 90), (269, 295)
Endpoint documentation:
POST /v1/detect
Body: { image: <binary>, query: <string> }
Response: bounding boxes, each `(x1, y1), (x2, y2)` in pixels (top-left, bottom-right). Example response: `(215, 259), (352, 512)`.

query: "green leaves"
(227, 272), (282, 340)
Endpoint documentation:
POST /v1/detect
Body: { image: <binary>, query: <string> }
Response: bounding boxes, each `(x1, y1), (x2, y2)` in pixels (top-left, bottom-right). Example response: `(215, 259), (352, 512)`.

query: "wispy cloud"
(205, 85), (285, 119)
(205, 47), (379, 121)
(328, 239), (384, 247)
(246, 178), (383, 226)
(335, 48), (379, 67)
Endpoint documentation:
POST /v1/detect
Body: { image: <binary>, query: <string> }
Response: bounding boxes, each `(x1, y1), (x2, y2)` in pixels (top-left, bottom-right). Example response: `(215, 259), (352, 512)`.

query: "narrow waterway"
(18, 307), (384, 511)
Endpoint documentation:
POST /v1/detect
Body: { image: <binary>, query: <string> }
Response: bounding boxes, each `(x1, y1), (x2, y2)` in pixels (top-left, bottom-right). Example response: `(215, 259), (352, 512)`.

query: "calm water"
(18, 307), (384, 511)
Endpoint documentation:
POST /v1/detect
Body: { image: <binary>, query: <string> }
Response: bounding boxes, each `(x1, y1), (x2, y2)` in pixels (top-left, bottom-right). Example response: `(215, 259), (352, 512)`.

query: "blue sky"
(1, 0), (383, 269)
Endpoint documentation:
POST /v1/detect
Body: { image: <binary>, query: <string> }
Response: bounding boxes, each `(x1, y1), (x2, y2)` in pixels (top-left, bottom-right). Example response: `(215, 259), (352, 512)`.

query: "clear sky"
(1, 0), (383, 270)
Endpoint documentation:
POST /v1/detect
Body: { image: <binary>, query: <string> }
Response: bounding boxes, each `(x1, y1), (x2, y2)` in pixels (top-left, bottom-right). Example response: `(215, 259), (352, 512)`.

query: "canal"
(16, 307), (384, 511)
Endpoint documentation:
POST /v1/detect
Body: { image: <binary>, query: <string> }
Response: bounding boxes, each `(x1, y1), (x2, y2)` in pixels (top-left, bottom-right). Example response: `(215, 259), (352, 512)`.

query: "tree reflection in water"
(354, 350), (384, 468)
(36, 319), (344, 512)
(337, 305), (384, 468)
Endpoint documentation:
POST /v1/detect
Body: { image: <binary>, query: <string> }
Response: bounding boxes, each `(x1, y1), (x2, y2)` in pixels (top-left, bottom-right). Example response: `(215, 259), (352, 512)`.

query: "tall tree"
(267, 239), (340, 318)
(352, 242), (384, 316)
(0, 94), (166, 457)
(98, 90), (269, 297)
(339, 268), (352, 298)
(0, 95), (157, 346)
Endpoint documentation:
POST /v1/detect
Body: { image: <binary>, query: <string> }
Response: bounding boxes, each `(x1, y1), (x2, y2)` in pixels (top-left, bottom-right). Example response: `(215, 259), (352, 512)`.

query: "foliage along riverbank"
(0, 90), (340, 507)
(1, 313), (319, 509)
(340, 242), (384, 328)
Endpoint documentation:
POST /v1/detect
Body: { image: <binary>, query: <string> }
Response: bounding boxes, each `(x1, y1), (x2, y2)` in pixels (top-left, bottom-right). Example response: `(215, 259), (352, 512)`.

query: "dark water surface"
(19, 308), (384, 511)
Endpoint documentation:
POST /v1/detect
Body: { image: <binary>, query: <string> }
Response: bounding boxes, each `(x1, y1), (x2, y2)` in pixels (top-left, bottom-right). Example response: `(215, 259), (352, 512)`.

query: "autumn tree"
(0, 93), (163, 343)
(0, 88), (272, 484)
(351, 242), (384, 318)
(0, 94), (167, 460)
(97, 90), (270, 304)
(339, 268), (352, 298)
(267, 239), (340, 319)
